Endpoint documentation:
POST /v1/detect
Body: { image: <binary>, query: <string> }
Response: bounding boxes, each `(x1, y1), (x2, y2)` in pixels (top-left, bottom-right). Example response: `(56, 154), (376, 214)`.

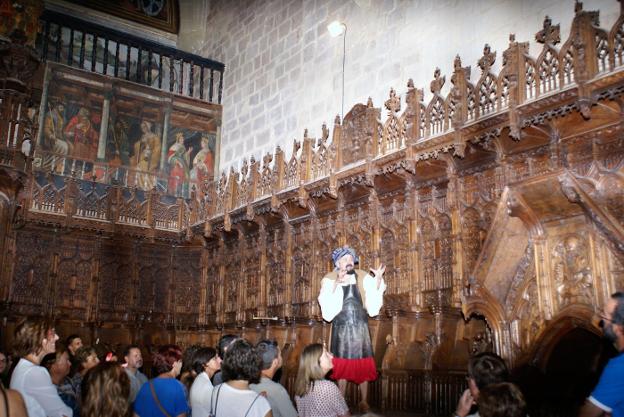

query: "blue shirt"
(589, 352), (624, 417)
(134, 377), (189, 417)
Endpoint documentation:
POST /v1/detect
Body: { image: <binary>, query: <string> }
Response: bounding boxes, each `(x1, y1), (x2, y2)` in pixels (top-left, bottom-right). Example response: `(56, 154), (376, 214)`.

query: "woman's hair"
(41, 346), (68, 371)
(221, 339), (260, 383)
(74, 346), (97, 369)
(478, 382), (527, 417)
(294, 343), (327, 397)
(81, 362), (131, 417)
(152, 345), (182, 375)
(13, 319), (53, 358)
(191, 347), (218, 375)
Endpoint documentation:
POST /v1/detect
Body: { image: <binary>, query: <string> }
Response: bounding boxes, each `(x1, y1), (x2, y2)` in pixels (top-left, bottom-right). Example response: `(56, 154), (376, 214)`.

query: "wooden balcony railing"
(37, 10), (225, 104)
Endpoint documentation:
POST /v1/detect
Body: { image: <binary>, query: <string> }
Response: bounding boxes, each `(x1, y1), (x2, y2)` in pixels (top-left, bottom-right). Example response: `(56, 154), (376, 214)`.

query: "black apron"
(330, 280), (373, 359)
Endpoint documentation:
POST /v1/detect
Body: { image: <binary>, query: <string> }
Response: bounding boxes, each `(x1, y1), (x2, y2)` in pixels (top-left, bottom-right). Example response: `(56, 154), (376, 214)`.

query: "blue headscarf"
(331, 246), (358, 269)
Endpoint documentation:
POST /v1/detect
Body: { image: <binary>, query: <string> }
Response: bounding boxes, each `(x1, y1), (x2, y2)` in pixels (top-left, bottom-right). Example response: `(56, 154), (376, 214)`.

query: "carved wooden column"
(283, 217), (293, 318)
(257, 222), (268, 317)
(446, 162), (464, 307)
(198, 243), (209, 325)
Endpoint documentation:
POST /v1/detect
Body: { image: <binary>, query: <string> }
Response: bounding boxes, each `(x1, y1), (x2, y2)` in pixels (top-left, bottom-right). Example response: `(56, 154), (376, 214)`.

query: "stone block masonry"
(183, 0), (620, 174)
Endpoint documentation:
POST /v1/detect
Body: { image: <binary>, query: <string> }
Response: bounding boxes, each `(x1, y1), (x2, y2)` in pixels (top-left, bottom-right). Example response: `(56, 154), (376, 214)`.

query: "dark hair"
(221, 339), (260, 383)
(182, 344), (203, 373)
(152, 345), (182, 375)
(191, 347), (218, 375)
(256, 340), (279, 371)
(218, 334), (239, 358)
(122, 344), (140, 359)
(66, 334), (81, 347)
(74, 346), (97, 368)
(478, 382), (527, 417)
(41, 346), (68, 371)
(468, 352), (509, 390)
(81, 362), (131, 417)
(611, 292), (624, 325)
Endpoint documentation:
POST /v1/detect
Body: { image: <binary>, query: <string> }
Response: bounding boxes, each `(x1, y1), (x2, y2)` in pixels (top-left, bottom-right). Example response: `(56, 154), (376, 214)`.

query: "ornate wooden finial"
(407, 78), (414, 88)
(535, 16), (561, 45)
(367, 97), (373, 107)
(384, 88), (401, 114)
(334, 114), (341, 125)
(429, 68), (445, 94)
(509, 33), (516, 44)
(292, 139), (301, 154)
(322, 123), (329, 141)
(263, 152), (273, 166)
(454, 55), (462, 70)
(241, 158), (249, 177)
(250, 155), (256, 165)
(303, 128), (308, 139)
(478, 44), (496, 73)
(575, 1), (583, 14)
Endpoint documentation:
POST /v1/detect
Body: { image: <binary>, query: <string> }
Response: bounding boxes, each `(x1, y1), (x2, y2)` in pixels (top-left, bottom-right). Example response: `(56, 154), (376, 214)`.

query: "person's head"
(217, 334), (239, 359)
(0, 352), (7, 374)
(181, 344), (203, 374)
(75, 346), (100, 373)
(66, 334), (83, 355)
(13, 319), (58, 359)
(294, 343), (333, 396)
(191, 347), (221, 378)
(175, 132), (184, 143)
(256, 340), (282, 374)
(55, 103), (65, 113)
(221, 339), (261, 383)
(123, 345), (143, 371)
(478, 382), (527, 417)
(81, 362), (131, 417)
(331, 246), (358, 271)
(42, 346), (71, 383)
(467, 352), (509, 399)
(78, 107), (90, 118)
(201, 135), (210, 149)
(152, 344), (183, 377)
(600, 292), (624, 350)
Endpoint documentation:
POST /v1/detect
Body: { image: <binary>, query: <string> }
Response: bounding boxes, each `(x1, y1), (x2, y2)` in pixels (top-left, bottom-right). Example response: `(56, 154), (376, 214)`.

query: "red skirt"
(329, 356), (377, 384)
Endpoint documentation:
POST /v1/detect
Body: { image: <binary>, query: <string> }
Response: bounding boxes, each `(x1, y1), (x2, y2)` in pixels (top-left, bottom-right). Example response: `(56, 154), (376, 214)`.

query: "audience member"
(134, 344), (189, 417)
(180, 344), (202, 393)
(66, 335), (83, 376)
(0, 352), (10, 388)
(250, 340), (297, 417)
(478, 382), (527, 417)
(42, 346), (79, 417)
(212, 334), (238, 385)
(10, 319), (73, 417)
(70, 346), (100, 400)
(579, 291), (624, 417)
(211, 339), (272, 417)
(455, 351), (509, 417)
(81, 361), (131, 417)
(294, 343), (349, 417)
(189, 347), (221, 417)
(123, 344), (148, 404)
(0, 384), (28, 417)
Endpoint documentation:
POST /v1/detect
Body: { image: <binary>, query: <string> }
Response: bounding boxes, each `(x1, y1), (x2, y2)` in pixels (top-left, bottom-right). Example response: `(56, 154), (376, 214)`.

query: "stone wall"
(182, 0), (619, 173)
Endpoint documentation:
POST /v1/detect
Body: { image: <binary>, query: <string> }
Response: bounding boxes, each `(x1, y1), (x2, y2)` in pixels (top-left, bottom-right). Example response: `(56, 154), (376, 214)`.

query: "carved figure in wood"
(317, 245), (386, 412)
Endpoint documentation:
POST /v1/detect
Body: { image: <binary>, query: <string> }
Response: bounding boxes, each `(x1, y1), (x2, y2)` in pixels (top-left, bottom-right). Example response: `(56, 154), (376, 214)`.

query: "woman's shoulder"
(313, 379), (341, 394)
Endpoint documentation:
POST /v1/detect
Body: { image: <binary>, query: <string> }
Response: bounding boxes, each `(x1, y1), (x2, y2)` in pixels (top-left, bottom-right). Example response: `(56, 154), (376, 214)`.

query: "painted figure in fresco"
(167, 132), (193, 195)
(64, 107), (99, 161)
(317, 245), (386, 413)
(132, 120), (161, 190)
(42, 102), (71, 171)
(191, 134), (214, 186)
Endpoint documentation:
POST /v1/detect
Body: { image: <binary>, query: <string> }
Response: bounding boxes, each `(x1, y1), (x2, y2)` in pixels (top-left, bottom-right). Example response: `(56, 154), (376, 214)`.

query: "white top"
(10, 358), (73, 417)
(318, 272), (386, 321)
(190, 372), (214, 417)
(211, 382), (272, 417)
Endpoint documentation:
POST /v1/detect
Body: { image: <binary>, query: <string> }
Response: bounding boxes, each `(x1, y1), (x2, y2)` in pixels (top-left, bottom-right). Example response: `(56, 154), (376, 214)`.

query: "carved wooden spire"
(430, 68), (445, 95)
(535, 16), (561, 45)
(478, 44), (496, 73)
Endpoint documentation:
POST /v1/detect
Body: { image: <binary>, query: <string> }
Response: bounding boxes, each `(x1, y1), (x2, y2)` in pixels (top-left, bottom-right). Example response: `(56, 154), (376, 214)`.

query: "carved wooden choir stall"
(1, 2), (624, 415)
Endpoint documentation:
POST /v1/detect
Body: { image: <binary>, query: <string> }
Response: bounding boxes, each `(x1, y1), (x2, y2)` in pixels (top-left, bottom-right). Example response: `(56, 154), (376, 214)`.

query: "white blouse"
(318, 272), (386, 322)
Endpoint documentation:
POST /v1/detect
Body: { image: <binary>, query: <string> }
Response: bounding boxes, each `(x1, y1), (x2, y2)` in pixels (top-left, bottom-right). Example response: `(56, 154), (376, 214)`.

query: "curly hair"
(81, 362), (131, 417)
(13, 319), (54, 358)
(152, 344), (182, 375)
(74, 346), (97, 369)
(221, 339), (260, 383)
(468, 352), (509, 390)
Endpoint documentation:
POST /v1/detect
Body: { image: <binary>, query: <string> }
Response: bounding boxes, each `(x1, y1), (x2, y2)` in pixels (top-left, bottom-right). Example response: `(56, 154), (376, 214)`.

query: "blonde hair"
(13, 319), (53, 358)
(294, 343), (327, 397)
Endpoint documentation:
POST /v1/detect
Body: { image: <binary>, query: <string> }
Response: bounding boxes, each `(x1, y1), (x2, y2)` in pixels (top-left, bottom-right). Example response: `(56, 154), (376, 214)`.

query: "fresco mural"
(35, 64), (219, 198)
